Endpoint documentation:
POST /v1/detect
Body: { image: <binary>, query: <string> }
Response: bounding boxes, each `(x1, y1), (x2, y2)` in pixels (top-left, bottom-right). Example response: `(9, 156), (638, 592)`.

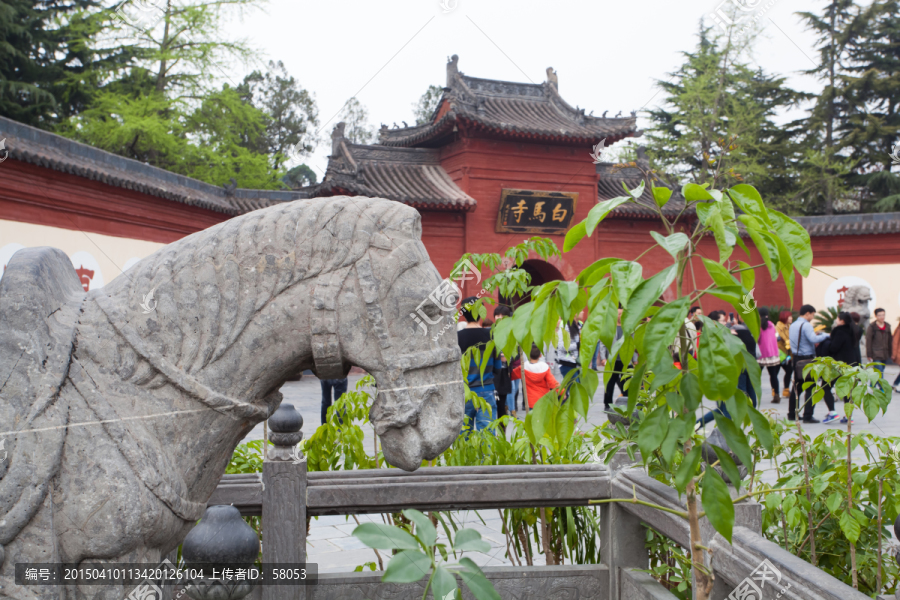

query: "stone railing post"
(262, 403), (306, 600)
(600, 449), (648, 600)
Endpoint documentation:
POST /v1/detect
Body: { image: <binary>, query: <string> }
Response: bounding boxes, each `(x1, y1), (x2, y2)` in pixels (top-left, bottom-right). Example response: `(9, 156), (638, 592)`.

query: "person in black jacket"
(849, 312), (863, 365)
(828, 313), (859, 364)
(820, 312), (856, 422)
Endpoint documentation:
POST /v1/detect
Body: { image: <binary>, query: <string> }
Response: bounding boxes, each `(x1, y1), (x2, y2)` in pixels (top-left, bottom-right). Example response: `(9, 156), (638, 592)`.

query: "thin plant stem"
(795, 413), (817, 565)
(421, 560), (436, 600)
(772, 452), (790, 552)
(847, 417), (858, 589)
(588, 498), (689, 520)
(877, 478), (883, 593)
(352, 514), (384, 571)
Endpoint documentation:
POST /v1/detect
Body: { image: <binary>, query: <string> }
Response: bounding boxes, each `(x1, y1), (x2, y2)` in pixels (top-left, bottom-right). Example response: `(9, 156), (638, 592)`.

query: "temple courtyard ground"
(245, 364), (900, 572)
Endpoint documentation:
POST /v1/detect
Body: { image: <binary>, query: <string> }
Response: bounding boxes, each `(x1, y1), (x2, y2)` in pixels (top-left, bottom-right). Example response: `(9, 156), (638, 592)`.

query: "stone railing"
(193, 404), (872, 600)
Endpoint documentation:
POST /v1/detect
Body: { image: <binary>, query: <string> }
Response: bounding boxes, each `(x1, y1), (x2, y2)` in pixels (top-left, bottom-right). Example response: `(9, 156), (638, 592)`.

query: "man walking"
(866, 308), (892, 379)
(458, 296), (502, 431)
(595, 306), (634, 411)
(789, 304), (830, 423)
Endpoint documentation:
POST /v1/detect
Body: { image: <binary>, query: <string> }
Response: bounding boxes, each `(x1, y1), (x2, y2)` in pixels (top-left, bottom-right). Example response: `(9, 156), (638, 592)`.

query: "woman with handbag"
(757, 307), (782, 403)
(776, 310), (794, 401)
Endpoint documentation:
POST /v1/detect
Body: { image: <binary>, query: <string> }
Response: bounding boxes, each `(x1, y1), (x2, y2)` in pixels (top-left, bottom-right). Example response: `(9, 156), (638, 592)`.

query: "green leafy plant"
(813, 306), (840, 333)
(353, 508), (500, 600)
(645, 528), (692, 599)
(304, 375), (381, 471)
(489, 148), (818, 599)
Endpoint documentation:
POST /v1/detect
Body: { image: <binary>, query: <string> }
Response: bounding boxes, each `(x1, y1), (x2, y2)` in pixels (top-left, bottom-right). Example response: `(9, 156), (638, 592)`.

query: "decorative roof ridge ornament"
(546, 66), (558, 89)
(446, 54), (460, 87)
(331, 122), (347, 156)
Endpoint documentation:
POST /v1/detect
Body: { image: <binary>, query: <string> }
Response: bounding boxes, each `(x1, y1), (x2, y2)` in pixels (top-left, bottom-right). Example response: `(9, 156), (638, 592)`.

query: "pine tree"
(644, 24), (806, 211)
(238, 60), (320, 169)
(840, 0), (900, 210)
(0, 0), (134, 127)
(797, 0), (863, 214)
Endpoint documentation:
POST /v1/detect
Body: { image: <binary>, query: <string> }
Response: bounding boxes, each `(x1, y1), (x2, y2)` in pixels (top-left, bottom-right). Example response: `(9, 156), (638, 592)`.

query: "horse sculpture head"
(100, 196), (464, 471)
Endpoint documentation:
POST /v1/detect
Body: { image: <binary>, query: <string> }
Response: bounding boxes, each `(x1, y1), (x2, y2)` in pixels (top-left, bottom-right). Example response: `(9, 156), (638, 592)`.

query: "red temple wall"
(440, 136), (599, 275)
(0, 160), (228, 243)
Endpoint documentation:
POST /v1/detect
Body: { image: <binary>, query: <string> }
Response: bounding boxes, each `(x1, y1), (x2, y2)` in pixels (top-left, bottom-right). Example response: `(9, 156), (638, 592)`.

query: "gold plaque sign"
(495, 189), (578, 234)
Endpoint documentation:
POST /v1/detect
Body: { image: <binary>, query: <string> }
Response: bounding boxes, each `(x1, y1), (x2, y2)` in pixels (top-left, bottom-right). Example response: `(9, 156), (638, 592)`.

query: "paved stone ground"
(243, 364), (900, 573)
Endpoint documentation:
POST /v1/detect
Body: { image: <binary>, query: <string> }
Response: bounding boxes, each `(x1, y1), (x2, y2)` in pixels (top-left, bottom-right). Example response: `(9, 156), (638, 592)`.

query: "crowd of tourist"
(452, 296), (900, 432)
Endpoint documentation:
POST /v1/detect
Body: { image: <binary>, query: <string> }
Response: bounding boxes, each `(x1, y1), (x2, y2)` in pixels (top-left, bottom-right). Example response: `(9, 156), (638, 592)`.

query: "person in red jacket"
(511, 344), (561, 409)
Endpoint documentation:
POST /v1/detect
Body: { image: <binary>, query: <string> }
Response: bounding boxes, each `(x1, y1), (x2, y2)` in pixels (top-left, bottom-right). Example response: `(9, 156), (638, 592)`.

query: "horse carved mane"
(104, 197), (421, 379)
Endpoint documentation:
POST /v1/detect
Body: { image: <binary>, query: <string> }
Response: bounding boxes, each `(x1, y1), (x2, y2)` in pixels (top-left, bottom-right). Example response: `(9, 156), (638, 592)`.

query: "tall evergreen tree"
(238, 60), (319, 169)
(840, 0), (900, 210)
(644, 24), (806, 211)
(0, 0), (134, 127)
(797, 0), (864, 214)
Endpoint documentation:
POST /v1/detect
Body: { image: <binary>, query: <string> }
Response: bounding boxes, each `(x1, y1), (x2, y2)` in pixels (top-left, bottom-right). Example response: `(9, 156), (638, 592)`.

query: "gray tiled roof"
(379, 56), (638, 147)
(305, 126), (476, 210)
(794, 212), (900, 236)
(0, 116), (304, 215)
(596, 161), (687, 219)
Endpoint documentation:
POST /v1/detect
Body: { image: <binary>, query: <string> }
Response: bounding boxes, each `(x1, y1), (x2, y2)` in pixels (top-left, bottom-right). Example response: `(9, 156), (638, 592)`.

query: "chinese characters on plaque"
(495, 189), (577, 234)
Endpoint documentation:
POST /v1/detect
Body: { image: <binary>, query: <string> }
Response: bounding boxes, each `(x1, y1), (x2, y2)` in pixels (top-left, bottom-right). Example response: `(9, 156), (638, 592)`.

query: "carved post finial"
(267, 403), (303, 462)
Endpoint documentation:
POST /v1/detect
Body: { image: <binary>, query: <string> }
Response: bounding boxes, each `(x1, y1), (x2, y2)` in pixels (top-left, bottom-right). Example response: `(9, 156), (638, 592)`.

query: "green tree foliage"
(412, 84), (443, 125)
(644, 24), (807, 212)
(282, 163), (317, 188)
(840, 0), (900, 210)
(61, 83), (279, 188)
(238, 60), (319, 167)
(797, 0), (866, 214)
(54, 0), (323, 189)
(0, 0), (135, 127)
(105, 0), (261, 96)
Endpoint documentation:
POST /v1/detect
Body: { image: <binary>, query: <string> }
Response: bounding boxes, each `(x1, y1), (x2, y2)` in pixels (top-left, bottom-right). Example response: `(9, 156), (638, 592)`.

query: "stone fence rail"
(197, 416), (870, 600)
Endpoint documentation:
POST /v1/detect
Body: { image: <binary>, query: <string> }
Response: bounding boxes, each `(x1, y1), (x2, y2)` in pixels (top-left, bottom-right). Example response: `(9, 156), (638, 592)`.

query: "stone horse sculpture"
(0, 197), (464, 599)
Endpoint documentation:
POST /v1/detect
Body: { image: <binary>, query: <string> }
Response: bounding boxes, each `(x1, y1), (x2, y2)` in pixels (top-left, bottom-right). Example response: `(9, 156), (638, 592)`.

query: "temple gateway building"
(1, 56), (898, 315)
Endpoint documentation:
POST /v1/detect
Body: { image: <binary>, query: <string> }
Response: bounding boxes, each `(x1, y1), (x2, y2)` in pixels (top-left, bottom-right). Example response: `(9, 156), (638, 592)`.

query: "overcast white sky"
(221, 0), (826, 178)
